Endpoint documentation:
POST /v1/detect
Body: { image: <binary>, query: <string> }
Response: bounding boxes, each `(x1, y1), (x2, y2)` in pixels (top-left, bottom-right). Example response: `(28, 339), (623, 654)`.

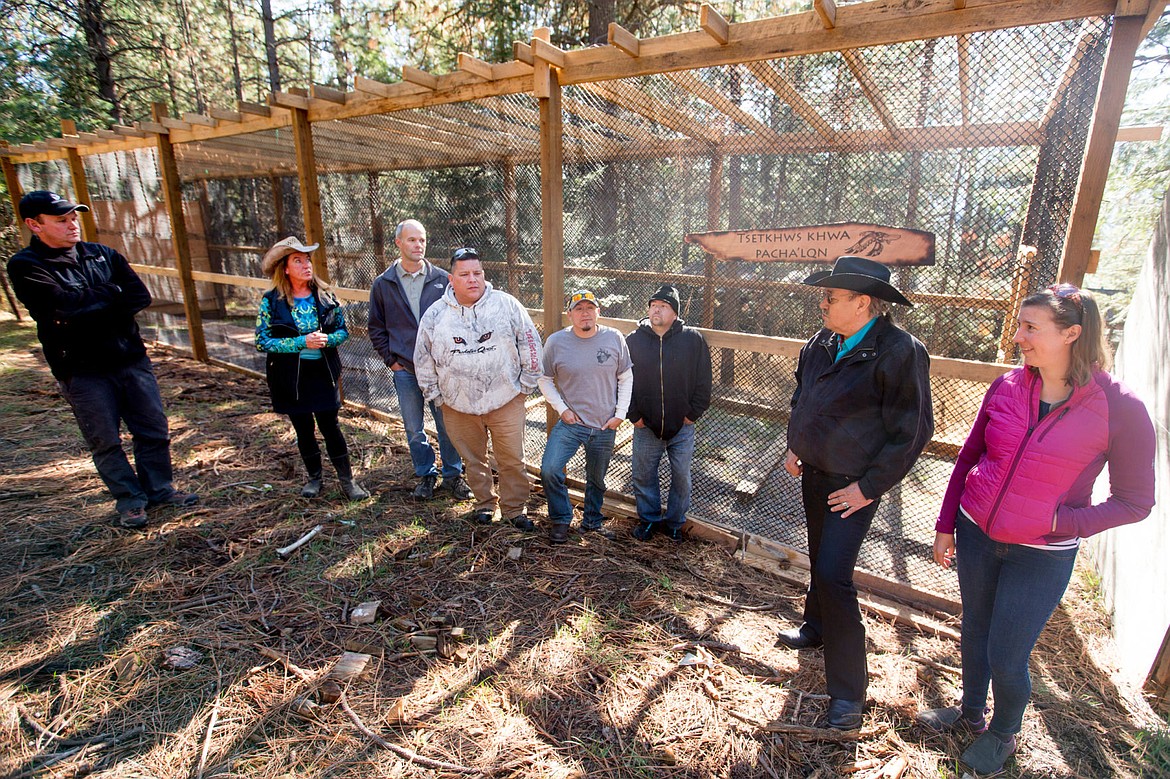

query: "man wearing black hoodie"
(8, 191), (198, 529)
(625, 285), (712, 542)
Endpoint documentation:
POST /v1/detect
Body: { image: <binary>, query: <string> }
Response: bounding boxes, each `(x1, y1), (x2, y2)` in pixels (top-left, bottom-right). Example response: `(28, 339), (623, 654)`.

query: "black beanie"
(648, 284), (680, 314)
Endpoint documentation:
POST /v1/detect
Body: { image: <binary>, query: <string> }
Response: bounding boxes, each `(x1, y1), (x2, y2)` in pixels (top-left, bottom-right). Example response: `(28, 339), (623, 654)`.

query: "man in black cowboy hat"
(7, 191), (198, 529)
(776, 255), (934, 730)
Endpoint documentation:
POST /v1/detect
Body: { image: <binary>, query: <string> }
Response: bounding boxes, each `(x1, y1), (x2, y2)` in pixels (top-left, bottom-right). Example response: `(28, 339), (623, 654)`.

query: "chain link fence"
(9, 16), (1110, 603)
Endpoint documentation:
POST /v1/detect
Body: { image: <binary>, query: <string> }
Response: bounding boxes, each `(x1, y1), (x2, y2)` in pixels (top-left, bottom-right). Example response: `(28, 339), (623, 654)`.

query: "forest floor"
(1, 313), (1167, 779)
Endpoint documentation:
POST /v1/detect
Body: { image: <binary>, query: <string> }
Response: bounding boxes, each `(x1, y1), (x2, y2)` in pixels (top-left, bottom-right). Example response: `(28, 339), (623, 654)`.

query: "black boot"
(331, 454), (369, 501)
(301, 452), (323, 498)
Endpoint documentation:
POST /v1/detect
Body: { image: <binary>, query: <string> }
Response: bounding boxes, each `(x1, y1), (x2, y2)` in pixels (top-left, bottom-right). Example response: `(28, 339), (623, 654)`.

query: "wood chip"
(349, 601), (381, 625)
(329, 651), (371, 681)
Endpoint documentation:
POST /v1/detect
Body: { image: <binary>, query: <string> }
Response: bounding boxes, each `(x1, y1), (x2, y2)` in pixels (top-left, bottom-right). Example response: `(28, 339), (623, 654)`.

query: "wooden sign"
(684, 223), (935, 266)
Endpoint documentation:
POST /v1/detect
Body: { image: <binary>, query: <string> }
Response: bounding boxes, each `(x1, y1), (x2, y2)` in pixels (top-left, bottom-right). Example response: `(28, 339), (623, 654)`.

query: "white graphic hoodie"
(414, 281), (543, 415)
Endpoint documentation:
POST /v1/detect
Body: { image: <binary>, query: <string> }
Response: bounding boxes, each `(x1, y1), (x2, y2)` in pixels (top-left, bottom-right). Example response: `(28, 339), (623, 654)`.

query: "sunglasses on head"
(452, 247), (480, 262)
(568, 290), (597, 307)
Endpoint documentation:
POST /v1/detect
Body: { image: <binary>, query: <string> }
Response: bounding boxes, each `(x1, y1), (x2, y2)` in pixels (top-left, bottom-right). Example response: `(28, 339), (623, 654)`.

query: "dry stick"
(193, 696), (221, 779)
(5, 726), (146, 779)
(907, 654), (961, 676)
(276, 524), (323, 559)
(337, 693), (479, 775)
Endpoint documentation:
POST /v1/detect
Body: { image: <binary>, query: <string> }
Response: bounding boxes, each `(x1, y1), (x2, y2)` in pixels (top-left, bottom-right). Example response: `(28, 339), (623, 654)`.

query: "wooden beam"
(401, 66), (439, 91)
(1042, 19), (1101, 128)
(1, 141), (29, 249)
(458, 53), (494, 80)
(700, 4), (730, 45)
(608, 22), (641, 57)
(209, 107), (242, 123)
(555, 0), (1117, 86)
(238, 101), (272, 117)
(159, 117), (194, 132)
(181, 112), (217, 127)
(1114, 0), (1151, 15)
(1059, 14), (1146, 284)
(1116, 125), (1163, 141)
(957, 35), (971, 125)
(352, 76), (428, 99)
(842, 49), (900, 134)
(513, 41), (534, 65)
(532, 38), (566, 69)
(270, 91), (311, 110)
(954, 0), (968, 7)
(45, 137), (84, 149)
(815, 0), (837, 29)
(540, 68), (565, 397)
(59, 120), (99, 242)
(290, 106), (329, 283)
(665, 70), (786, 143)
(578, 80), (722, 144)
(310, 84), (348, 104)
(743, 60), (837, 140)
(151, 104), (207, 362)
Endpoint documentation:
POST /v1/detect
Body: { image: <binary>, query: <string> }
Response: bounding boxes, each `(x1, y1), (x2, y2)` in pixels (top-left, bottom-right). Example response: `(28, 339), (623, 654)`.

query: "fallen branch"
(6, 726), (145, 779)
(338, 693), (479, 775)
(907, 654), (961, 676)
(193, 696), (220, 779)
(254, 646), (315, 682)
(276, 524), (323, 560)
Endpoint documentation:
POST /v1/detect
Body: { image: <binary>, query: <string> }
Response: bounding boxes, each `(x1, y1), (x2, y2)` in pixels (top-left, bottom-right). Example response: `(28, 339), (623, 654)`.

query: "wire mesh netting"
(10, 16), (1111, 604)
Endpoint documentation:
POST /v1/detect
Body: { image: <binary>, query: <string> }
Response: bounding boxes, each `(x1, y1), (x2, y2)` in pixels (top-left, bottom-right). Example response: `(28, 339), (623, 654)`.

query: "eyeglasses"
(821, 291), (857, 305)
(451, 247), (480, 262)
(568, 290), (597, 309)
(1047, 283), (1083, 310)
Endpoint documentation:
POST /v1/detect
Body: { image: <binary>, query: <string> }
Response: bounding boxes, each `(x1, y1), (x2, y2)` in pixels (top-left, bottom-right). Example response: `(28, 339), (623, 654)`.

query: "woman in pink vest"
(918, 284), (1155, 774)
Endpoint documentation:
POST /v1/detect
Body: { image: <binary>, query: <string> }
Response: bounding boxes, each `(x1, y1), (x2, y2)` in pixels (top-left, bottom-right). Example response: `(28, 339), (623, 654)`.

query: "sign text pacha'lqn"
(684, 223), (935, 266)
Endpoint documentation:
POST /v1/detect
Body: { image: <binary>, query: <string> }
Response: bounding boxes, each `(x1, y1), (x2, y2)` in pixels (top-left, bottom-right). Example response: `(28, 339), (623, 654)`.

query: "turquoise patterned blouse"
(255, 294), (349, 360)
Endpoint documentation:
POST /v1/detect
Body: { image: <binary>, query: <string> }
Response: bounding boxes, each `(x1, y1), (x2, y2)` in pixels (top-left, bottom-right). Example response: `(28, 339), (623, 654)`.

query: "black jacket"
(8, 237), (152, 380)
(367, 260), (449, 372)
(259, 288), (344, 410)
(786, 315), (934, 500)
(626, 317), (712, 440)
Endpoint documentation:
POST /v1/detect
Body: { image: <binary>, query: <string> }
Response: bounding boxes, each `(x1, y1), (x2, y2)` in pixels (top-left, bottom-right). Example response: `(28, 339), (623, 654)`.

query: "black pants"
(799, 466), (880, 702)
(288, 409), (347, 465)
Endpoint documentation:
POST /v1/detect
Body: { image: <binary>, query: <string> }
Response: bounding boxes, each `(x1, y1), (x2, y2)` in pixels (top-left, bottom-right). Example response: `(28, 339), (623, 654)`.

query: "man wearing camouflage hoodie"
(414, 247), (543, 529)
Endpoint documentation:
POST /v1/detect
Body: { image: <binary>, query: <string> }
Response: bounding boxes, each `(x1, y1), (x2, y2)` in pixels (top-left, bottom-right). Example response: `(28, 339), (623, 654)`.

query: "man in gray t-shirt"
(537, 289), (633, 543)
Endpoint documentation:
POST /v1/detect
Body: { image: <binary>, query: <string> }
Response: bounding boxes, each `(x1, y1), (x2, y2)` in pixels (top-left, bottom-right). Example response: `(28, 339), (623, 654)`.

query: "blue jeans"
(540, 420), (617, 527)
(631, 423), (695, 529)
(956, 516), (1078, 735)
(800, 466), (879, 701)
(57, 356), (176, 513)
(392, 368), (462, 479)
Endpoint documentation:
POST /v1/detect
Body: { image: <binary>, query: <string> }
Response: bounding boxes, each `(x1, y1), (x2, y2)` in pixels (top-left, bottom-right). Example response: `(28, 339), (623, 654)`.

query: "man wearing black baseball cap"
(8, 190), (198, 528)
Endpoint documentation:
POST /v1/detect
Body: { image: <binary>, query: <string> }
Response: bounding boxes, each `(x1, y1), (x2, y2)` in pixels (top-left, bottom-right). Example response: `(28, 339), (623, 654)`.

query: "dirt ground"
(0, 314), (1166, 779)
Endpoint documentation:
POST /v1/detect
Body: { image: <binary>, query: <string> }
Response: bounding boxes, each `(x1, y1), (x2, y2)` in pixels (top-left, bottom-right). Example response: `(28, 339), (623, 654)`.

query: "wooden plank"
(59, 121), (99, 242)
(270, 91), (311, 110)
(181, 112), (217, 127)
(532, 38), (566, 68)
(401, 65), (439, 90)
(238, 101), (272, 117)
(1114, 0), (1151, 14)
(136, 120), (169, 134)
(608, 22), (641, 57)
(664, 70), (786, 143)
(513, 41), (534, 65)
(1042, 19), (1101, 128)
(209, 107), (242, 123)
(311, 84), (348, 104)
(152, 103), (208, 362)
(1116, 125), (1163, 141)
(815, 0), (837, 29)
(353, 76), (429, 99)
(290, 106), (329, 283)
(957, 35), (971, 125)
(700, 4), (730, 45)
(159, 117), (194, 131)
(743, 60), (837, 140)
(458, 53), (494, 80)
(45, 137), (84, 149)
(0, 141), (30, 249)
(842, 49), (900, 134)
(1059, 14), (1146, 284)
(734, 431), (789, 497)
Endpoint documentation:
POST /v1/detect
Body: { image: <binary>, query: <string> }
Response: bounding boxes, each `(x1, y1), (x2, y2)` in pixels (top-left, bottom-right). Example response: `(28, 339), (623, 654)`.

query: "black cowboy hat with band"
(802, 255), (913, 307)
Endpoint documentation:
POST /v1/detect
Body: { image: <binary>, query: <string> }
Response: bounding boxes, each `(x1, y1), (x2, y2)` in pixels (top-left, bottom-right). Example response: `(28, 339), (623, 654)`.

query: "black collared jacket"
(786, 315), (934, 500)
(8, 237), (152, 380)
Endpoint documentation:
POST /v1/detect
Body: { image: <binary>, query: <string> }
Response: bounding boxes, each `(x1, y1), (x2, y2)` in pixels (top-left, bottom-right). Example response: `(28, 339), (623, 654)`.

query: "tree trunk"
(261, 0), (281, 94)
(223, 0), (244, 102)
(329, 0), (351, 91)
(587, 0), (615, 45)
(77, 0), (121, 123)
(175, 0), (206, 113)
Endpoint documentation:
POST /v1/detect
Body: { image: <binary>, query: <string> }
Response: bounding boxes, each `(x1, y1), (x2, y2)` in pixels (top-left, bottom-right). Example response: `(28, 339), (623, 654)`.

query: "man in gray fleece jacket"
(414, 247), (543, 529)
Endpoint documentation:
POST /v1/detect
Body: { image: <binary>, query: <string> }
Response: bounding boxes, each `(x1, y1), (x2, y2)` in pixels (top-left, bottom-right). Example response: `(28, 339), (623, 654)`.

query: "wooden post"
(290, 106), (329, 282)
(1058, 13), (1146, 284)
(270, 174), (286, 236)
(60, 120), (99, 242)
(0, 143), (24, 320)
(1145, 624), (1170, 715)
(197, 180), (226, 317)
(504, 159), (519, 293)
(152, 103), (208, 362)
(997, 245), (1038, 361)
(702, 152), (724, 328)
(540, 66), (564, 431)
(367, 172), (384, 264)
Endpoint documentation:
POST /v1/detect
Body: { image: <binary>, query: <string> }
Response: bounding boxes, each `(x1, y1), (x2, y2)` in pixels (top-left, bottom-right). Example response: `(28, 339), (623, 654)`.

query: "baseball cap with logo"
(19, 190), (90, 220)
(567, 289), (599, 311)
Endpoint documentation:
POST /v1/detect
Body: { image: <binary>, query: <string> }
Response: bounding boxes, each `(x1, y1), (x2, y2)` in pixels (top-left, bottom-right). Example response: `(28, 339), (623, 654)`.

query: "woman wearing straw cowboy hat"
(254, 237), (369, 500)
(777, 255), (934, 730)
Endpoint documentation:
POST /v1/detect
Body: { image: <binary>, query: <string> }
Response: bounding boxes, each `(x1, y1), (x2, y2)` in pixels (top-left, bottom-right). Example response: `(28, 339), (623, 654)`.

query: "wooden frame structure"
(2, 0), (1166, 662)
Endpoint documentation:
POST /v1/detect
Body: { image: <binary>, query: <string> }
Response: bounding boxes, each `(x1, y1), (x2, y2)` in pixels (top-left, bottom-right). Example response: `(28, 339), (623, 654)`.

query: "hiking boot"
(148, 491), (199, 508)
(581, 524), (616, 540)
(412, 474), (437, 501)
(632, 521), (657, 541)
(665, 524), (686, 542)
(119, 506), (148, 529)
(509, 515), (535, 531)
(549, 523), (570, 544)
(471, 508), (495, 524)
(961, 730), (1017, 774)
(440, 475), (472, 500)
(916, 705), (988, 734)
